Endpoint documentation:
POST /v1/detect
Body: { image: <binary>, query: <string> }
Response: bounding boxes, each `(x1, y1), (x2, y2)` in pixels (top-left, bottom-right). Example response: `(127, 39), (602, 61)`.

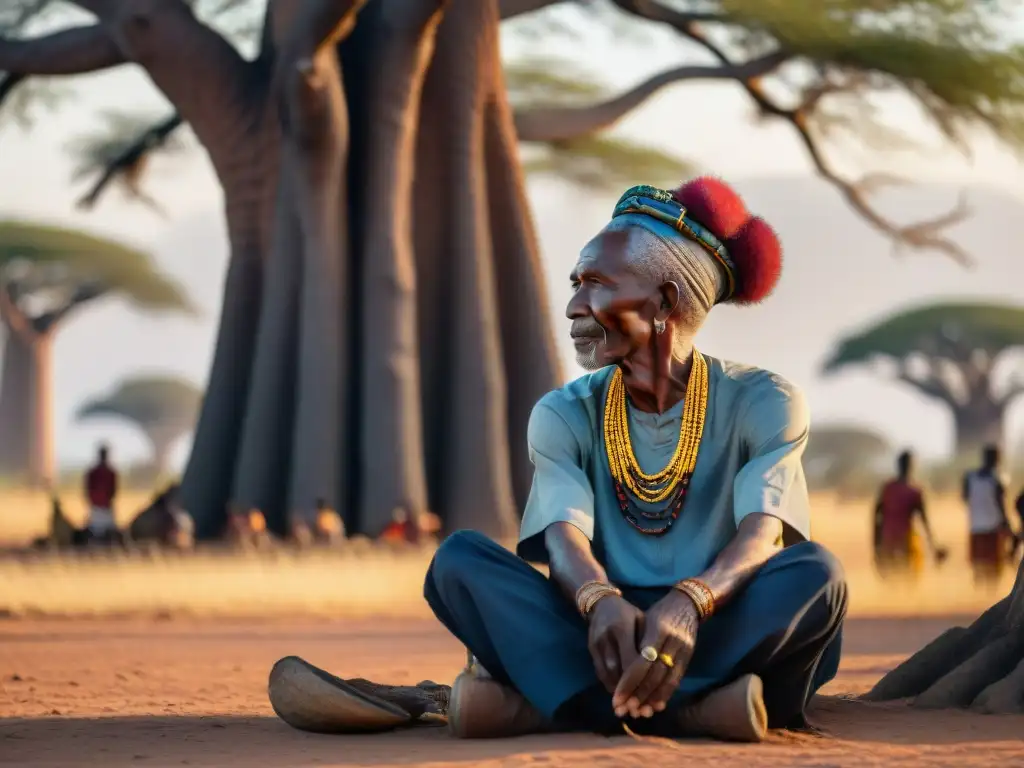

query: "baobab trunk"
(0, 330), (53, 486)
(865, 561), (1024, 713)
(952, 396), (1005, 457)
(21, 0), (560, 538)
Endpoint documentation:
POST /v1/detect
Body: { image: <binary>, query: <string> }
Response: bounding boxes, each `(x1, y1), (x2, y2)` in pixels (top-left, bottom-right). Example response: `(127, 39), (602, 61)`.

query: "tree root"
(971, 655), (1024, 714)
(861, 627), (970, 702)
(864, 595), (1011, 702)
(914, 633), (1020, 709)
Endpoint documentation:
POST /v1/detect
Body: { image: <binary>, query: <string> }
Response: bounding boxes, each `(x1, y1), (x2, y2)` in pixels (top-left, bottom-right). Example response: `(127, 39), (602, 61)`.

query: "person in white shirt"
(962, 445), (1016, 585)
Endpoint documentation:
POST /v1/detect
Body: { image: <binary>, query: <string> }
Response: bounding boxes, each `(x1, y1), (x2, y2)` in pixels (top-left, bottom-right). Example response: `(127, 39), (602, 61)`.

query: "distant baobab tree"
(0, 221), (193, 485)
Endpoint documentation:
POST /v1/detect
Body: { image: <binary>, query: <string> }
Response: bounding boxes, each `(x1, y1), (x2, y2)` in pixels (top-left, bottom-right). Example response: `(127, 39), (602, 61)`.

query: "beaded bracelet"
(673, 578), (715, 621)
(575, 580), (623, 618)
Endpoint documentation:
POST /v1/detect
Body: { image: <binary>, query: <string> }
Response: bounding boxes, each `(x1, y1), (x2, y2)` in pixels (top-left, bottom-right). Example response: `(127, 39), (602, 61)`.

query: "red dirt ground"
(2, 615), (1023, 767)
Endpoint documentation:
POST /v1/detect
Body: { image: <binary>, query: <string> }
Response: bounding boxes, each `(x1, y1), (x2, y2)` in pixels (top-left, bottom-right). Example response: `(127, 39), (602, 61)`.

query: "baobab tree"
(76, 374), (203, 478)
(0, 221), (193, 485)
(2, 0), (1021, 540)
(823, 302), (1024, 457)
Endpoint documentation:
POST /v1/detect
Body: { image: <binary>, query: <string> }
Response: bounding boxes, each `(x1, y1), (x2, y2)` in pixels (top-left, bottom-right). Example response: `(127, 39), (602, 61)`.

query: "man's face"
(566, 228), (663, 371)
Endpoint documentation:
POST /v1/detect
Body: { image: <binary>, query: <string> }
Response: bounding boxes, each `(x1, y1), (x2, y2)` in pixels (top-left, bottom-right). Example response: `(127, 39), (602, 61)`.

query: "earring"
(653, 319), (666, 335)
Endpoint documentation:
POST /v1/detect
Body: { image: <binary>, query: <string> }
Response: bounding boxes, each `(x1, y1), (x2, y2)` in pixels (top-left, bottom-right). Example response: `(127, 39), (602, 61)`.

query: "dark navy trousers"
(424, 530), (847, 732)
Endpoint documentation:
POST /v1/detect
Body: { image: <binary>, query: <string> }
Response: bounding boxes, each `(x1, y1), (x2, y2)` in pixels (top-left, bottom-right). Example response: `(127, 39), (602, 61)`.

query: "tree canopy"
(823, 301), (1024, 455)
(76, 374), (202, 435)
(4, 0), (1024, 262)
(0, 220), (195, 335)
(804, 423), (894, 492)
(824, 302), (1024, 372)
(76, 374), (203, 473)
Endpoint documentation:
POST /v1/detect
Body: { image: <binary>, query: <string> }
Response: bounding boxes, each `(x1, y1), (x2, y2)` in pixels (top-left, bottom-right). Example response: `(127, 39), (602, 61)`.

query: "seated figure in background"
(127, 483), (195, 551)
(873, 450), (946, 580)
(225, 505), (272, 550)
(380, 508), (420, 545)
(313, 498), (345, 545)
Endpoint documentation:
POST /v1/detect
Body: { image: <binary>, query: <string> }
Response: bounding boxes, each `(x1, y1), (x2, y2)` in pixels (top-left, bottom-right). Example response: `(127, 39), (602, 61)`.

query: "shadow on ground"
(4, 697), (1023, 768)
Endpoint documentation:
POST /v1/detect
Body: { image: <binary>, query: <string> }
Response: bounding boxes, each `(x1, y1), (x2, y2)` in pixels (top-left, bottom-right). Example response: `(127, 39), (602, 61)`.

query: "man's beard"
(571, 319), (606, 371)
(575, 341), (603, 371)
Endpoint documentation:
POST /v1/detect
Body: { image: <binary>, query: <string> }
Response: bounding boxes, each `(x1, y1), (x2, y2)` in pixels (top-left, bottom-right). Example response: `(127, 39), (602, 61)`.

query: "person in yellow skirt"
(873, 451), (947, 580)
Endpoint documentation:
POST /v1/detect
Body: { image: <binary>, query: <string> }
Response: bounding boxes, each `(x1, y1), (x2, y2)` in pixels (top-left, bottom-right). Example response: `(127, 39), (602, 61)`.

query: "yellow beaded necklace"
(603, 351), (709, 515)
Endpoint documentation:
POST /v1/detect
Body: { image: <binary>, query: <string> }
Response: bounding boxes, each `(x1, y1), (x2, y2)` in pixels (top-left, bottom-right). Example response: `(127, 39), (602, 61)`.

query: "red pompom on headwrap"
(670, 176), (783, 305)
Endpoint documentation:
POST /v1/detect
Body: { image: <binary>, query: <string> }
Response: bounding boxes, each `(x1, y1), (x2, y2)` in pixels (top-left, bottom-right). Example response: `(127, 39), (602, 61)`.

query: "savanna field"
(0, 488), (1016, 618)
(3, 488), (1023, 768)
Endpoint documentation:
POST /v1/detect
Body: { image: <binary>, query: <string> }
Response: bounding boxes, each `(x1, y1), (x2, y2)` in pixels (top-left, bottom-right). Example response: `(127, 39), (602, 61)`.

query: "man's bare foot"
(447, 671), (549, 739)
(672, 674), (768, 743)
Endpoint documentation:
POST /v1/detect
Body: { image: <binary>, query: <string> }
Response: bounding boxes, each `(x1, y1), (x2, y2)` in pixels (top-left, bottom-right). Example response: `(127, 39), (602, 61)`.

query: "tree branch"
(101, 2), (256, 162)
(76, 112), (186, 210)
(287, 0), (368, 57)
(514, 52), (787, 142)
(0, 282), (36, 343)
(609, 0), (722, 26)
(31, 282), (108, 335)
(500, 0), (572, 20)
(999, 375), (1024, 408)
(0, 24), (124, 76)
(896, 363), (958, 406)
(611, 1), (973, 264)
(0, 72), (25, 111)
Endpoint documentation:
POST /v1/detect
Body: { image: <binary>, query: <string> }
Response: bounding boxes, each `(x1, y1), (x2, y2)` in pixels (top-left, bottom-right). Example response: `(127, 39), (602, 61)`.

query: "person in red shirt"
(84, 443), (119, 541)
(873, 450), (946, 579)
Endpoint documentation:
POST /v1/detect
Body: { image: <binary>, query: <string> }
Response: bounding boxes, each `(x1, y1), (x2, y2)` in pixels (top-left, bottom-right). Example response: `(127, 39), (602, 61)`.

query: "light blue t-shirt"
(516, 357), (811, 587)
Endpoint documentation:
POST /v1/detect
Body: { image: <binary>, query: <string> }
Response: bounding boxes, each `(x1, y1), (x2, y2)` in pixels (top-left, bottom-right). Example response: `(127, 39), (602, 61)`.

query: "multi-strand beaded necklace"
(602, 351), (709, 535)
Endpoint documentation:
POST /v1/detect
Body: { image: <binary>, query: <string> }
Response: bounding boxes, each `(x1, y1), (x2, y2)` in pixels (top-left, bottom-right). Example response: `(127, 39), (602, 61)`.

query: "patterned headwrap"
(610, 177), (783, 306)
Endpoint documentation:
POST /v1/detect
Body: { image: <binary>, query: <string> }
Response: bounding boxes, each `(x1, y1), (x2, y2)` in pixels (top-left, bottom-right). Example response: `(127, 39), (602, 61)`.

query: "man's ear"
(657, 281), (681, 320)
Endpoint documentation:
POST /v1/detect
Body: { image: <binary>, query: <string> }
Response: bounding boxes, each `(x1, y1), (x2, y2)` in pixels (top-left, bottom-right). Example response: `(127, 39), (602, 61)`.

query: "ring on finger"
(658, 653), (675, 669)
(640, 645), (658, 662)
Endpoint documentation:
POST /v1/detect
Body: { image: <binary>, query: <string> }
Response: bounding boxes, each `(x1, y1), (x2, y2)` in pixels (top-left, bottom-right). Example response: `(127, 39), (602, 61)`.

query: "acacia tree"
(803, 424), (893, 496)
(0, 221), (193, 485)
(75, 374), (202, 476)
(823, 303), (1024, 457)
(2, 0), (1022, 540)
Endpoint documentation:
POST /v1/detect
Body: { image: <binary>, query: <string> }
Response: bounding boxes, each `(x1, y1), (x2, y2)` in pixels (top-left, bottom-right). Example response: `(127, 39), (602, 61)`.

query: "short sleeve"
(516, 399), (596, 563)
(732, 375), (811, 542)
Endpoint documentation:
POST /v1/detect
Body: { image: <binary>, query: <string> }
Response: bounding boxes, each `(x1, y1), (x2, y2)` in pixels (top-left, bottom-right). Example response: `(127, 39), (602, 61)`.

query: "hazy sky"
(1, 5), (1023, 471)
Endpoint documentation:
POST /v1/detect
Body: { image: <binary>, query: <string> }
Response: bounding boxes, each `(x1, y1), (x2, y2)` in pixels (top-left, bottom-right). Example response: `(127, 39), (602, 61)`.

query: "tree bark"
(11, 0), (560, 538)
(865, 561), (1024, 713)
(341, 0), (445, 533)
(0, 330), (35, 480)
(0, 324), (54, 486)
(951, 396), (1005, 457)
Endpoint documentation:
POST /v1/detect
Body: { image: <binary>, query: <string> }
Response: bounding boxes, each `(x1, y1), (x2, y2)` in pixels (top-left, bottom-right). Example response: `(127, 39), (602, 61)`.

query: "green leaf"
(718, 0), (1024, 146)
(522, 134), (695, 190)
(504, 59), (607, 108)
(823, 301), (1024, 371)
(76, 375), (203, 435)
(0, 220), (196, 315)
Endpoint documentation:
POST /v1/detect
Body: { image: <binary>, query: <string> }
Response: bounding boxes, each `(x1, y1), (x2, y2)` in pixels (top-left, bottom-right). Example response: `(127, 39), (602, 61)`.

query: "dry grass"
(0, 488), (1017, 620)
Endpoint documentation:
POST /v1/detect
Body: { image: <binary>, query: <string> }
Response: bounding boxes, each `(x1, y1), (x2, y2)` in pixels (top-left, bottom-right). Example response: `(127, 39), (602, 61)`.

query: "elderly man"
(268, 178), (846, 742)
(424, 178), (847, 742)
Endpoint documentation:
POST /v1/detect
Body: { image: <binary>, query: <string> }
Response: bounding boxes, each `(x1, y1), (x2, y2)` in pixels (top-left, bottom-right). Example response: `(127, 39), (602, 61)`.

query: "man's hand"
(587, 594), (645, 693)
(612, 591), (698, 719)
